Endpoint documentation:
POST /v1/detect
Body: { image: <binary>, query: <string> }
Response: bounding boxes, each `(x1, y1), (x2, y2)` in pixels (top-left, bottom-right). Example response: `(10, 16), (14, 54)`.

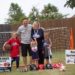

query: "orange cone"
(70, 28), (74, 49)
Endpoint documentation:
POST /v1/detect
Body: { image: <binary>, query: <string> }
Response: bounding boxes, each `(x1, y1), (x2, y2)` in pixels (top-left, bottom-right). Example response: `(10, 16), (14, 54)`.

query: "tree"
(64, 0), (75, 9)
(28, 6), (39, 22)
(6, 3), (25, 25)
(40, 3), (64, 20)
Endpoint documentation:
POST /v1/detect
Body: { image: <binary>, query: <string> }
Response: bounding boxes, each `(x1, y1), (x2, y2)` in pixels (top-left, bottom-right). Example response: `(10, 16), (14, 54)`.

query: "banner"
(0, 57), (11, 72)
(65, 50), (75, 64)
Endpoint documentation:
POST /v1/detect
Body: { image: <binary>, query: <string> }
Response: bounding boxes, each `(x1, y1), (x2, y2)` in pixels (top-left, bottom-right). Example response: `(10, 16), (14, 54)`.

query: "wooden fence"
(0, 17), (75, 50)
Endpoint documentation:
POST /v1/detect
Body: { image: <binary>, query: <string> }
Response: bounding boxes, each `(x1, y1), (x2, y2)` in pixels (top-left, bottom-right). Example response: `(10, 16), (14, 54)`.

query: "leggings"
(11, 57), (19, 69)
(38, 47), (44, 64)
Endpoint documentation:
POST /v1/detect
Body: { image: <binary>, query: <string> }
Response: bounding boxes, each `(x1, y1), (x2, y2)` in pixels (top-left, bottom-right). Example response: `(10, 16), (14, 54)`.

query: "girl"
(44, 32), (52, 65)
(30, 38), (39, 68)
(3, 32), (20, 71)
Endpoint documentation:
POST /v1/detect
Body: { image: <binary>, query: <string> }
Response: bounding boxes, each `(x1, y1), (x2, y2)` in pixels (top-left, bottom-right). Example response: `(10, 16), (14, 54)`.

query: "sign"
(65, 50), (75, 64)
(0, 57), (11, 72)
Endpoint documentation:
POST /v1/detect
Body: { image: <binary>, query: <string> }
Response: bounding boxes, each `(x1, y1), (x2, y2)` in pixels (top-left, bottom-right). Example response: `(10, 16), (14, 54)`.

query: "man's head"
(22, 18), (29, 26)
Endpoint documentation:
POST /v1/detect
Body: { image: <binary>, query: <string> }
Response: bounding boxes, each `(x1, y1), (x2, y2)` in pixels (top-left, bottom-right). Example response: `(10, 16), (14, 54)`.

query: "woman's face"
(33, 22), (40, 29)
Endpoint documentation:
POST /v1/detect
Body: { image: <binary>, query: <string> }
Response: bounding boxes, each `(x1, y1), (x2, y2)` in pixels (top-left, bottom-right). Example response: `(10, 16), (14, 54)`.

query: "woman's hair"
(32, 21), (40, 28)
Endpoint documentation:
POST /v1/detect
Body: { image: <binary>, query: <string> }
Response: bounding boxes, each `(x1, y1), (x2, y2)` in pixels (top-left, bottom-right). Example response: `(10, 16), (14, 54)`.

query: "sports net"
(44, 27), (70, 63)
(0, 27), (70, 63)
(0, 32), (11, 56)
(45, 27), (70, 50)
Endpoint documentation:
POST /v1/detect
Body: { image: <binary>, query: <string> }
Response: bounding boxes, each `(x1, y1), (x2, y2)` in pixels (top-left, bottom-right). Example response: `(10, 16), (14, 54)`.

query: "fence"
(0, 17), (75, 51)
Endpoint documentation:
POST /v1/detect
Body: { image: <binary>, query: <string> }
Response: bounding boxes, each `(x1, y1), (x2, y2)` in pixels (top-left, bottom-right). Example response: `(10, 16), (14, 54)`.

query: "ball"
(60, 65), (66, 71)
(4, 44), (11, 50)
(45, 64), (53, 69)
(38, 64), (44, 70)
(30, 64), (37, 71)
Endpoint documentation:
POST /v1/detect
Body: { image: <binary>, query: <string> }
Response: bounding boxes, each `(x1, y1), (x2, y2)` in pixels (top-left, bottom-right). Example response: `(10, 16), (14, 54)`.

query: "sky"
(0, 0), (75, 24)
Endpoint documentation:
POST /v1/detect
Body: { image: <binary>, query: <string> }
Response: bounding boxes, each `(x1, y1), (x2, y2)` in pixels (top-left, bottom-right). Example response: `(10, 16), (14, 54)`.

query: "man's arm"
(16, 27), (21, 41)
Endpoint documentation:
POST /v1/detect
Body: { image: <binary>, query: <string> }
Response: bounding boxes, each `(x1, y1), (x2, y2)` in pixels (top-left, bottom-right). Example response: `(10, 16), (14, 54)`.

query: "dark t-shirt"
(31, 28), (44, 48)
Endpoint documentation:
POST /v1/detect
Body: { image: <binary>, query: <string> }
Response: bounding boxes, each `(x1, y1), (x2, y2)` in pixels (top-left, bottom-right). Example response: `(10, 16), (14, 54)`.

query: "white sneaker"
(16, 68), (19, 71)
(24, 67), (28, 72)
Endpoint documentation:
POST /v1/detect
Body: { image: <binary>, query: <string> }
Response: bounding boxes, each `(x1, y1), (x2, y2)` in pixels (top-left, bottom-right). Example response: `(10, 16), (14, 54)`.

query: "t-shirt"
(7, 38), (20, 57)
(43, 39), (50, 47)
(44, 39), (52, 57)
(31, 46), (38, 52)
(17, 24), (32, 44)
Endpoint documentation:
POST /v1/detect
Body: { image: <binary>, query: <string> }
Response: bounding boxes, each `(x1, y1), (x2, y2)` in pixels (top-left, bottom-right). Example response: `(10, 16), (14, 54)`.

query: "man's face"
(23, 19), (28, 26)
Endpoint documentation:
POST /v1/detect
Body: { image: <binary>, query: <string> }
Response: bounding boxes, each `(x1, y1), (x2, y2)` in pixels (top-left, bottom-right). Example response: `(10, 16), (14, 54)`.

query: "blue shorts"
(32, 51), (39, 60)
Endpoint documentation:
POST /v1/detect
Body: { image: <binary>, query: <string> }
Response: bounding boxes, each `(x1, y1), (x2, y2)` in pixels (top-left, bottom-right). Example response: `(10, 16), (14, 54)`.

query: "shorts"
(21, 43), (32, 57)
(32, 51), (39, 60)
(44, 55), (52, 59)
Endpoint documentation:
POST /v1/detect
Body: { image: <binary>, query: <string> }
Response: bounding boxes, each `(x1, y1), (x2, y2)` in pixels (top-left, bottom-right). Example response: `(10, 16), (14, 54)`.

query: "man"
(17, 18), (32, 71)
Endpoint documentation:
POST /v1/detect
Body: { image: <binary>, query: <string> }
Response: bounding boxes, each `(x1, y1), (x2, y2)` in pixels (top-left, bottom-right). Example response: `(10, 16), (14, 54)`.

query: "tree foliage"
(6, 3), (25, 25)
(28, 7), (39, 22)
(40, 3), (64, 20)
(7, 3), (65, 24)
(64, 0), (75, 9)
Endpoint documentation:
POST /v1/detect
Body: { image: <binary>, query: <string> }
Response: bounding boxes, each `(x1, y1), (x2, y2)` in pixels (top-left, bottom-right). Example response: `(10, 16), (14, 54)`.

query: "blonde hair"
(32, 21), (40, 28)
(11, 31), (17, 38)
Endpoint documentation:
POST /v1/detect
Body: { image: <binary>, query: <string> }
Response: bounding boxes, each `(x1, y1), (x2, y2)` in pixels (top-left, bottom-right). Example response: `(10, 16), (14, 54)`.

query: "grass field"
(0, 50), (75, 75)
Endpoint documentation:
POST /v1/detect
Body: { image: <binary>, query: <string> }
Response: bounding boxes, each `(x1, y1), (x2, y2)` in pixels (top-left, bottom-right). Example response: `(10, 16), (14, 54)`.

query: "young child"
(2, 32), (20, 70)
(30, 38), (39, 68)
(44, 32), (52, 65)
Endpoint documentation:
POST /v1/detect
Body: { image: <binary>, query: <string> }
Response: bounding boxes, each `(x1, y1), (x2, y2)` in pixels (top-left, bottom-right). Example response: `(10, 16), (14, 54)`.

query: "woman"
(31, 21), (44, 64)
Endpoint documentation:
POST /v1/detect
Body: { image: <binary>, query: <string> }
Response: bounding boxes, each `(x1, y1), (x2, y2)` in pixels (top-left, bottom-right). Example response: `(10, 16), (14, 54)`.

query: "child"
(30, 38), (39, 68)
(44, 32), (52, 65)
(2, 32), (20, 70)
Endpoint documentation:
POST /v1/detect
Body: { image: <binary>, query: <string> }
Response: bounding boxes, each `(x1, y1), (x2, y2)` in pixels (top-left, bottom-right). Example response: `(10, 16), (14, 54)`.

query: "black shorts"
(21, 43), (32, 57)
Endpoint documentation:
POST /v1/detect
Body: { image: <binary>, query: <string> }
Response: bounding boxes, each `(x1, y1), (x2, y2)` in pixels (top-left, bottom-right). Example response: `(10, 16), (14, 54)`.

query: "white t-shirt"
(31, 46), (38, 52)
(17, 24), (32, 44)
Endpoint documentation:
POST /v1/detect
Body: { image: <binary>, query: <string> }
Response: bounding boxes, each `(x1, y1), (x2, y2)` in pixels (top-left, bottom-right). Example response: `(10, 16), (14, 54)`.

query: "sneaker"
(16, 68), (19, 71)
(24, 67), (28, 72)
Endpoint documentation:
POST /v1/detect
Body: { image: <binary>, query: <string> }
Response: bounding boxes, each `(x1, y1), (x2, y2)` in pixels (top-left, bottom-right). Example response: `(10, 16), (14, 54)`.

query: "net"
(44, 27), (70, 50)
(0, 32), (12, 56)
(0, 27), (70, 63)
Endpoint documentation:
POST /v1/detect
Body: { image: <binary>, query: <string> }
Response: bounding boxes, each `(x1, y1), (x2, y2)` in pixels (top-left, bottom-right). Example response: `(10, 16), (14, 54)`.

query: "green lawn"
(0, 50), (75, 75)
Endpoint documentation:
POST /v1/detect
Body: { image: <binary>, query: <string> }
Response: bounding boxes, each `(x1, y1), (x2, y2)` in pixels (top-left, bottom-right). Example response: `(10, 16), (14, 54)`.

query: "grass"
(0, 50), (75, 75)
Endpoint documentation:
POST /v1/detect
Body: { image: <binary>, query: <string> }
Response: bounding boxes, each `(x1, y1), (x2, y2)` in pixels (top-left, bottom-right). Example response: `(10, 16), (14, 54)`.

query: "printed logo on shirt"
(12, 42), (18, 46)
